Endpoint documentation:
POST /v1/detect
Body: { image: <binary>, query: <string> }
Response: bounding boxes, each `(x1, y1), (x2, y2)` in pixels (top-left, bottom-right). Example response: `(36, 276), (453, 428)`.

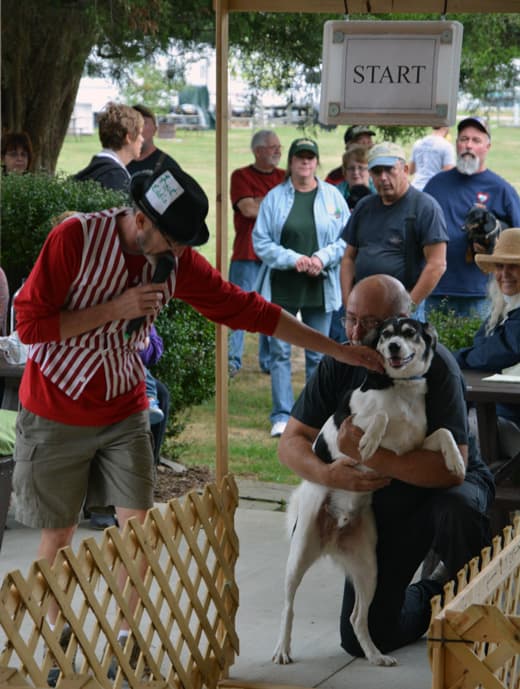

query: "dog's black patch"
(313, 433), (335, 464)
(359, 371), (394, 392)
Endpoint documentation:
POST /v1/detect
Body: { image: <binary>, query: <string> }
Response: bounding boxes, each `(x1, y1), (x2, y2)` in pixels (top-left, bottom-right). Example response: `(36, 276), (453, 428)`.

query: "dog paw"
(444, 449), (466, 478)
(272, 647), (293, 665)
(358, 434), (378, 461)
(368, 653), (398, 666)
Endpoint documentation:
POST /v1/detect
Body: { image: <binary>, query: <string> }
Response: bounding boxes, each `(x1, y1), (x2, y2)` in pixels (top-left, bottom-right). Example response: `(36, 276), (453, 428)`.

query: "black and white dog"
(272, 318), (466, 667)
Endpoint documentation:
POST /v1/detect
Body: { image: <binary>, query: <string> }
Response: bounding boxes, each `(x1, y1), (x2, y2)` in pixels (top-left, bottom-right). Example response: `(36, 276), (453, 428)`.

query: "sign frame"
(319, 20), (464, 126)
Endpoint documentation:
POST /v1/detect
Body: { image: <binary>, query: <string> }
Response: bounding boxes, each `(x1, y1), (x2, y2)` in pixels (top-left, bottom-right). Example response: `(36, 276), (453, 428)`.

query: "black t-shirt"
(127, 149), (183, 176)
(291, 342), (494, 490)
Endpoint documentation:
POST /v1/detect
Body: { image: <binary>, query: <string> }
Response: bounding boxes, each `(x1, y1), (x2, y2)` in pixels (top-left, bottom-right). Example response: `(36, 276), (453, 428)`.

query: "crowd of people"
(3, 106), (520, 681)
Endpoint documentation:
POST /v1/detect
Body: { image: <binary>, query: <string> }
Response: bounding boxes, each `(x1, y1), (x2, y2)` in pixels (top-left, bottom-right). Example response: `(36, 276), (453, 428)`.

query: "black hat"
(457, 116), (491, 139)
(130, 165), (209, 246)
(344, 125), (375, 145)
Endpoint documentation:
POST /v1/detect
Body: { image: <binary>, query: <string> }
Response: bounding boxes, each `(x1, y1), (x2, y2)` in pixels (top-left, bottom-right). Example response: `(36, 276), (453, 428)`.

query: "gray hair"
(485, 277), (507, 333)
(251, 130), (274, 151)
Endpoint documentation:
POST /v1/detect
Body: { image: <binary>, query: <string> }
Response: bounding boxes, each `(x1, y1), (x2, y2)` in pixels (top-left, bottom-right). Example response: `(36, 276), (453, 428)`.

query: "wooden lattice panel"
(429, 515), (520, 689)
(0, 475), (239, 689)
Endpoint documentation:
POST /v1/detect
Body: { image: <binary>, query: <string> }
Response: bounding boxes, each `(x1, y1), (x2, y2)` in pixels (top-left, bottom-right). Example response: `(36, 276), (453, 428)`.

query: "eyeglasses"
(340, 315), (382, 331)
(345, 165), (368, 173)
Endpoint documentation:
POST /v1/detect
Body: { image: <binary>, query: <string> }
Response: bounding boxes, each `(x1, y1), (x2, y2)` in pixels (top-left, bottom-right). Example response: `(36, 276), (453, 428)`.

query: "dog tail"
(286, 488), (301, 538)
(286, 482), (329, 539)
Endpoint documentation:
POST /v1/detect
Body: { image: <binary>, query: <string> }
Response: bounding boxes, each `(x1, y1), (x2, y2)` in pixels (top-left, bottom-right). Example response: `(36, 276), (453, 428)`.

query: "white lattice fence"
(0, 475), (239, 689)
(429, 515), (520, 689)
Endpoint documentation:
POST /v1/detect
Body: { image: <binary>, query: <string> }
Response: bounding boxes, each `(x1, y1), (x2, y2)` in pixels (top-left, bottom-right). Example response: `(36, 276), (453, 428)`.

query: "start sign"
(320, 20), (463, 127)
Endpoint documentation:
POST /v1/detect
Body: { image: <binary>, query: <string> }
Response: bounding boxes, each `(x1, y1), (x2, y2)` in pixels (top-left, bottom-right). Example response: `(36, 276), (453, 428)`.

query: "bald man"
(279, 274), (494, 657)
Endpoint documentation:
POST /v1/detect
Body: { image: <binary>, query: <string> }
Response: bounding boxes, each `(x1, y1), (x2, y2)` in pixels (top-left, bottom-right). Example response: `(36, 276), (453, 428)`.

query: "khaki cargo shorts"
(13, 408), (154, 529)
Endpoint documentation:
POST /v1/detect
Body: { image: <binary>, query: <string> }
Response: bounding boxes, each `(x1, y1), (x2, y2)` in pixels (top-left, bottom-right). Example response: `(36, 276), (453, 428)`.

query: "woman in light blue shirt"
(253, 137), (349, 437)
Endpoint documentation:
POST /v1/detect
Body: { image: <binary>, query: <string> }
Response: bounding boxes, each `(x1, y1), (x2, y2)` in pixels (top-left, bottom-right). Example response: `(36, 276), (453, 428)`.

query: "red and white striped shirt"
(15, 209), (281, 426)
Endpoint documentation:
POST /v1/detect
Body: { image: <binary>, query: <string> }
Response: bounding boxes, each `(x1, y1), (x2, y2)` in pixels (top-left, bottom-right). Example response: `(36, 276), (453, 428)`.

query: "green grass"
(58, 120), (520, 484)
(164, 332), (303, 484)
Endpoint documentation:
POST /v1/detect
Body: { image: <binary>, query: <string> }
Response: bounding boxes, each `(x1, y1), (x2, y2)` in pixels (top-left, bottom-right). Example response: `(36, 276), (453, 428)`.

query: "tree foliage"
(2, 2), (519, 172)
(1, 0), (213, 172)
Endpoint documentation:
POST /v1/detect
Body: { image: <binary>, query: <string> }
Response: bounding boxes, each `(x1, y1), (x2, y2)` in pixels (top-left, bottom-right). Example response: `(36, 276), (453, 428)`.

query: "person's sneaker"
(270, 421), (287, 438)
(148, 397), (164, 425)
(89, 511), (118, 530)
(107, 635), (150, 681)
(228, 363), (240, 379)
(46, 624), (74, 687)
(429, 560), (451, 585)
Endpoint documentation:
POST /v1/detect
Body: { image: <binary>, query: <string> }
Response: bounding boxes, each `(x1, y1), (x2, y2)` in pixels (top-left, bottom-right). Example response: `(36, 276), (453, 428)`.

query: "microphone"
(125, 254), (174, 338)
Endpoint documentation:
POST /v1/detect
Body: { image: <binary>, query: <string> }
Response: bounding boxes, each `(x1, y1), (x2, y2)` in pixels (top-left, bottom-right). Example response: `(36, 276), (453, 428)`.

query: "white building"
(68, 77), (120, 135)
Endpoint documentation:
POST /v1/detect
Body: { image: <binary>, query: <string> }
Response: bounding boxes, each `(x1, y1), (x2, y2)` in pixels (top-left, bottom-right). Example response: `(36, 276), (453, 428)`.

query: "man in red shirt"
(228, 130), (285, 377)
(12, 163), (382, 682)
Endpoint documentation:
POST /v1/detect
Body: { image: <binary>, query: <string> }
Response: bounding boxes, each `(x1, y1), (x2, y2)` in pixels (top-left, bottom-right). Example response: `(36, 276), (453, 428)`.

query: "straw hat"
(475, 228), (520, 273)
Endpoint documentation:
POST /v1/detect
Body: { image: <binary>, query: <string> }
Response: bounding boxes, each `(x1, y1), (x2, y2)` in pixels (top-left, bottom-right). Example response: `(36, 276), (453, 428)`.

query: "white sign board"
(320, 21), (463, 126)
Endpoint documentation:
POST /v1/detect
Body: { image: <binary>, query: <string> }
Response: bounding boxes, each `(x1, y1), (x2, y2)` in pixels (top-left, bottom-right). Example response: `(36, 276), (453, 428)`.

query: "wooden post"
(215, 0), (230, 482)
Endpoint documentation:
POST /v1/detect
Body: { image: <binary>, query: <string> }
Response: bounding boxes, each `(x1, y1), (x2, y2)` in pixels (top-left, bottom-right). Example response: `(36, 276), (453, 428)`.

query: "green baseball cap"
(288, 138), (319, 158)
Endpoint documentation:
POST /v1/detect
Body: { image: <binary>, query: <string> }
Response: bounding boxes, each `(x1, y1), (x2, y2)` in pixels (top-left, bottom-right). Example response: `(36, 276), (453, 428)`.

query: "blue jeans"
(144, 367), (158, 401)
(228, 260), (270, 373)
(329, 304), (345, 343)
(425, 295), (489, 319)
(270, 307), (332, 425)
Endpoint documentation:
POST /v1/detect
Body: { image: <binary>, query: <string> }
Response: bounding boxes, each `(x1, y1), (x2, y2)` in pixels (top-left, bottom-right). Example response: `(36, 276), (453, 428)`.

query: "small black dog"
(461, 205), (505, 255)
(347, 184), (372, 210)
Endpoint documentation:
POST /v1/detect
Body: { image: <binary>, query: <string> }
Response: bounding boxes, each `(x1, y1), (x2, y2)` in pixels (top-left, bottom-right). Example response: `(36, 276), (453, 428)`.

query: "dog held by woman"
(272, 317), (466, 667)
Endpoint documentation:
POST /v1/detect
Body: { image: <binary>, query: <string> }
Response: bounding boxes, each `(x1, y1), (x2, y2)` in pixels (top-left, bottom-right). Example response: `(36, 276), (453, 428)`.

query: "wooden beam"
(215, 0), (230, 483)
(226, 0), (520, 12)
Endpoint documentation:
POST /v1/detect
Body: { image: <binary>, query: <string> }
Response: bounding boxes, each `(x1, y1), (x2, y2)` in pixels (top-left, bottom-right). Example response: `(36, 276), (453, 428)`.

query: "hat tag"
(145, 170), (185, 214)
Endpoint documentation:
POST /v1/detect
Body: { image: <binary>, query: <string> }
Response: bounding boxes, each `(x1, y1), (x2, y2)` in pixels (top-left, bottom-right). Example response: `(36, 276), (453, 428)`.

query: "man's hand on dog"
(330, 419), (391, 491)
(324, 455), (390, 492)
(337, 417), (391, 477)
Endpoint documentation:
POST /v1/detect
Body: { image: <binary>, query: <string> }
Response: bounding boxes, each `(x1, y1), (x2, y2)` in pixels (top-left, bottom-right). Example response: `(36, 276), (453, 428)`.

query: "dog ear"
(422, 322), (438, 350)
(361, 326), (380, 349)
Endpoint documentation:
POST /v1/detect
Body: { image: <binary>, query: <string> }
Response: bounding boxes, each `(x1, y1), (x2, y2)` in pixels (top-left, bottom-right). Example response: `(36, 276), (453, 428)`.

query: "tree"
(118, 62), (184, 115)
(1, 0), (213, 172)
(456, 14), (520, 103)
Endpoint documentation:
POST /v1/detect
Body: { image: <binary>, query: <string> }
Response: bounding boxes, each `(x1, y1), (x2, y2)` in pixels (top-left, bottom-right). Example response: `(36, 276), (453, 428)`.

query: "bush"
(427, 302), (482, 351)
(153, 299), (216, 436)
(1, 172), (127, 291)
(0, 171), (216, 432)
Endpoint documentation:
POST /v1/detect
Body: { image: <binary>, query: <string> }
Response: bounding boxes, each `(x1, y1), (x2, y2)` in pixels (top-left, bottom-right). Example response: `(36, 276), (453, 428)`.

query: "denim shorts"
(13, 408), (154, 529)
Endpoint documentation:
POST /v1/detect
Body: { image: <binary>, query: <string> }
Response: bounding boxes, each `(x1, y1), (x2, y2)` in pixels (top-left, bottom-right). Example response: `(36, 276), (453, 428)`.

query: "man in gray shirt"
(340, 142), (448, 319)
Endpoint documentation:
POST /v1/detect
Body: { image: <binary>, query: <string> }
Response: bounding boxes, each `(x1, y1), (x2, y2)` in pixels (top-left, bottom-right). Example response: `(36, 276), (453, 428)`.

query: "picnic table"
(462, 369), (520, 532)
